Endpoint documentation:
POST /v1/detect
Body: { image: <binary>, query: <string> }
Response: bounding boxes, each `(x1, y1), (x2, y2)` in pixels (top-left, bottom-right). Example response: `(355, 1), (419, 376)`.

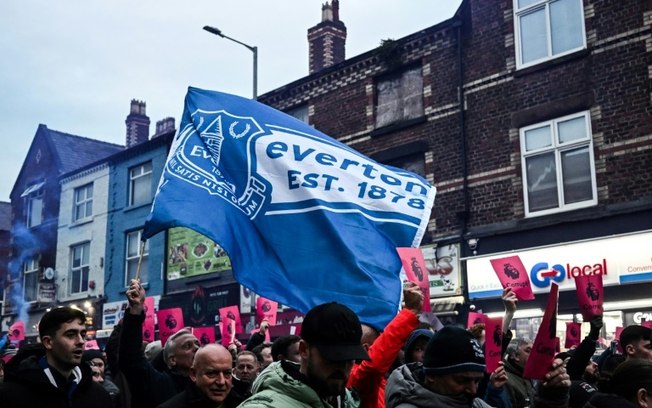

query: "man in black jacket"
(158, 344), (244, 408)
(120, 279), (200, 408)
(0, 307), (112, 407)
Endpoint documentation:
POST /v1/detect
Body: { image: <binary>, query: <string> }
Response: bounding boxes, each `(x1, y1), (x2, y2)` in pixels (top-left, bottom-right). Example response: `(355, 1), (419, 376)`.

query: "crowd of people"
(0, 279), (650, 408)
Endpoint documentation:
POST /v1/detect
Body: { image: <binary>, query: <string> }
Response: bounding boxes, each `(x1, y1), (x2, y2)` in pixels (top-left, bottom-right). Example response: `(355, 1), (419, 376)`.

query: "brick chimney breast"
(125, 99), (150, 148)
(308, 0), (347, 75)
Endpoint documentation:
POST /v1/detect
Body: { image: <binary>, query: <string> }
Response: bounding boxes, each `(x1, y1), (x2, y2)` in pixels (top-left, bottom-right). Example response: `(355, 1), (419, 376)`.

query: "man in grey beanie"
(385, 326), (571, 408)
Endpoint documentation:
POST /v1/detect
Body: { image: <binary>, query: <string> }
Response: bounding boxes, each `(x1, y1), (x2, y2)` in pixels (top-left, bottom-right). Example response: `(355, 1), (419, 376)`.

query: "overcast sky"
(0, 1), (462, 202)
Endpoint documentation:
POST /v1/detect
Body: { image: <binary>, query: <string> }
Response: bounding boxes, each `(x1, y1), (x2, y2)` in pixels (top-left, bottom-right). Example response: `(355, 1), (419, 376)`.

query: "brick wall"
(259, 0), (652, 245)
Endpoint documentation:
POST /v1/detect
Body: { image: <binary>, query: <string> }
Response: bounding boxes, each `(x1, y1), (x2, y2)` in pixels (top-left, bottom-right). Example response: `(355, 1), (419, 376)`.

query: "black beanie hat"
(423, 326), (485, 375)
(82, 349), (104, 363)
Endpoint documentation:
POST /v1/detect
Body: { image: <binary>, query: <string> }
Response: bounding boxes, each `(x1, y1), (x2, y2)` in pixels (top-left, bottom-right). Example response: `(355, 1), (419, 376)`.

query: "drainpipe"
(454, 20), (470, 249)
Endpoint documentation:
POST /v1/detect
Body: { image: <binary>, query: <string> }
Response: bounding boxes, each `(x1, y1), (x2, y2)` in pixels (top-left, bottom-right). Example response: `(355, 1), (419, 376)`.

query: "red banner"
(615, 326), (624, 353)
(85, 339), (100, 350)
(574, 273), (604, 320)
(156, 308), (184, 346)
(397, 247), (431, 312)
(524, 283), (559, 379)
(193, 326), (216, 346)
(219, 305), (242, 346)
(490, 256), (535, 301)
(642, 321), (652, 329)
(8, 321), (25, 342)
(467, 311), (487, 329)
(565, 322), (581, 349)
(484, 316), (503, 373)
(256, 296), (278, 326)
(142, 297), (156, 342)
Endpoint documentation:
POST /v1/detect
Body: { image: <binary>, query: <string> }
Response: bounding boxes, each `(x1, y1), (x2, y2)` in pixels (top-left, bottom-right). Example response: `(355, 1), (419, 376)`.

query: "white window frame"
(125, 229), (149, 286)
(520, 111), (597, 217)
(73, 183), (94, 222)
(26, 188), (43, 228)
(375, 66), (424, 128)
(23, 257), (39, 303)
(70, 242), (90, 294)
(513, 0), (587, 69)
(129, 162), (153, 206)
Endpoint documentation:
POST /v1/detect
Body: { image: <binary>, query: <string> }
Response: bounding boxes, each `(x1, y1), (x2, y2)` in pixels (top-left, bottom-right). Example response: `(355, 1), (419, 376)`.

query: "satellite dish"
(44, 267), (55, 280)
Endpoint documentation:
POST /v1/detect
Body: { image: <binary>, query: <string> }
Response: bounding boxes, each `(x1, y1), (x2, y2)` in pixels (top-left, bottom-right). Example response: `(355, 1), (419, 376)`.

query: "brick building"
(258, 0), (652, 335)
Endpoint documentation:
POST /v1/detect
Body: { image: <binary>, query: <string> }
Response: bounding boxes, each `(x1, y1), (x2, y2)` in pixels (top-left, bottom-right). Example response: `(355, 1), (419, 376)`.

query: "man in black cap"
(238, 302), (369, 407)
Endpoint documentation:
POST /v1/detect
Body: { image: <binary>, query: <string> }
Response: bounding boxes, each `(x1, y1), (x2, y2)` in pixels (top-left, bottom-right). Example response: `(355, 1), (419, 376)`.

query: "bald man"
(157, 344), (244, 408)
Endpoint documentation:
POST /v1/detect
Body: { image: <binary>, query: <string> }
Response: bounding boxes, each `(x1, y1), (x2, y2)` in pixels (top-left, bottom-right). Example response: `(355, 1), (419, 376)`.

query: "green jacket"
(238, 360), (360, 408)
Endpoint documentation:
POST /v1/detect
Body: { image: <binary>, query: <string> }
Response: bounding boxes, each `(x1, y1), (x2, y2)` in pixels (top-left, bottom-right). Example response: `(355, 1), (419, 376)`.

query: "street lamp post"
(203, 25), (258, 99)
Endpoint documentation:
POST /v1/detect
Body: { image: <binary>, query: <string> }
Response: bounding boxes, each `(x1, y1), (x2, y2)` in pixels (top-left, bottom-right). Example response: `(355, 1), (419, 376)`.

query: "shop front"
(465, 230), (652, 345)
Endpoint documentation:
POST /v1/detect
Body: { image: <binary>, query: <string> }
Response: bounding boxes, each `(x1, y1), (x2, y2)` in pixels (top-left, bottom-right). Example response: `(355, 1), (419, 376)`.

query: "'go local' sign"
(467, 231), (652, 299)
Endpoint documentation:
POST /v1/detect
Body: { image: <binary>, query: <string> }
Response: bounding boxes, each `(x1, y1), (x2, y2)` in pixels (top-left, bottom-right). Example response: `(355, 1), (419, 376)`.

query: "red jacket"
(346, 308), (419, 408)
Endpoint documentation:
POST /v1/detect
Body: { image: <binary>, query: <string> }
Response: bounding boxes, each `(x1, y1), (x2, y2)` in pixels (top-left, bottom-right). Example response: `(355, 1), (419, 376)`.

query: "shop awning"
(429, 295), (465, 316)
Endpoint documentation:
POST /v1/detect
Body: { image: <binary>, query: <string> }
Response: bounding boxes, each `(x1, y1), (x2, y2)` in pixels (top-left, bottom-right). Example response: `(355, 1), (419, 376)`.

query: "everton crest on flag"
(143, 87), (436, 329)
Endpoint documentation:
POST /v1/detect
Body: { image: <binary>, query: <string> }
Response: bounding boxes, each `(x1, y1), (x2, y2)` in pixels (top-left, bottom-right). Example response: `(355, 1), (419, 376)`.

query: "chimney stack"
(153, 117), (176, 138)
(308, 0), (347, 74)
(125, 99), (150, 148)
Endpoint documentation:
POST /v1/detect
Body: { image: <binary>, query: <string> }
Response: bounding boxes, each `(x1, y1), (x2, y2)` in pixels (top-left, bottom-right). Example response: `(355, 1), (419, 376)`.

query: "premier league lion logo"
(503, 263), (520, 279)
(586, 282), (600, 301)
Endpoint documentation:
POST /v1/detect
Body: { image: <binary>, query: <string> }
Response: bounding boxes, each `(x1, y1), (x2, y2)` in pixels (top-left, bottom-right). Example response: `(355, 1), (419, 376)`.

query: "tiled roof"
(45, 127), (124, 175)
(0, 201), (10, 231)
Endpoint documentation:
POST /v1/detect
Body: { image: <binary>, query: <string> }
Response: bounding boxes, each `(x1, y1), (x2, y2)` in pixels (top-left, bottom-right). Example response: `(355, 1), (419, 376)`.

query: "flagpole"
(134, 241), (146, 282)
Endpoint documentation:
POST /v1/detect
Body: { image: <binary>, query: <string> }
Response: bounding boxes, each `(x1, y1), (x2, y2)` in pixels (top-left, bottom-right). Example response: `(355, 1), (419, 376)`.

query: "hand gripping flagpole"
(134, 241), (146, 282)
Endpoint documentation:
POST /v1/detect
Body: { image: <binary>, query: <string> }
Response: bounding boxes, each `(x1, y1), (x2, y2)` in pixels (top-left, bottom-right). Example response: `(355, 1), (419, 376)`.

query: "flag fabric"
(524, 283), (559, 379)
(490, 255), (535, 301)
(397, 247), (431, 312)
(143, 87), (436, 330)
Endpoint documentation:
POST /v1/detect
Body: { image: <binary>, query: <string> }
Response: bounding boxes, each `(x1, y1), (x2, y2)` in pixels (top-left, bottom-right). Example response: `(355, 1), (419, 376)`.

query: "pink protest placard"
(85, 339), (100, 350)
(484, 316), (503, 373)
(256, 296), (278, 326)
(397, 247), (431, 312)
(142, 297), (156, 342)
(193, 326), (216, 346)
(574, 273), (604, 320)
(565, 322), (581, 349)
(157, 307), (184, 346)
(467, 312), (487, 329)
(615, 326), (624, 353)
(219, 306), (242, 345)
(642, 321), (652, 329)
(490, 256), (535, 301)
(8, 321), (25, 342)
(524, 283), (559, 380)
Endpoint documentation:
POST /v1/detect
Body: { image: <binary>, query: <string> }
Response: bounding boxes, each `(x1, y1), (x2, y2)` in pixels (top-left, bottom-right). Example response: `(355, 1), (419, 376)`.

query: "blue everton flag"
(143, 87), (436, 329)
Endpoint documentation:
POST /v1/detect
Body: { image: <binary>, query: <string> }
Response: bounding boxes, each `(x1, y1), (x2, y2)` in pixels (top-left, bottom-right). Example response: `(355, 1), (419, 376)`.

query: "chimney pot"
(125, 99), (150, 148)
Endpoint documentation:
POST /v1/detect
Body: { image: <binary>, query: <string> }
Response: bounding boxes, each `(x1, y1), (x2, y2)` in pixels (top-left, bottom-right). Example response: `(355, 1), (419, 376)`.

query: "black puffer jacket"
(583, 392), (639, 408)
(0, 343), (112, 408)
